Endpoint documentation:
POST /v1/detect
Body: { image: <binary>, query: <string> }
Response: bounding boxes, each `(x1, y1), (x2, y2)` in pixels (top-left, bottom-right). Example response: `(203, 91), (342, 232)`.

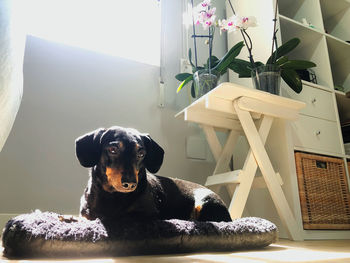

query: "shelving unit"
(320, 0), (350, 41)
(326, 36), (350, 91)
(336, 91), (350, 124)
(278, 0), (325, 31)
(226, 0), (350, 240)
(278, 15), (333, 88)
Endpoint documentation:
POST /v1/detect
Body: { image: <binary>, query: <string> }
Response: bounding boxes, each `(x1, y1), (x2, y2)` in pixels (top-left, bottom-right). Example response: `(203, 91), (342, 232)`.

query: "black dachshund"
(76, 126), (232, 222)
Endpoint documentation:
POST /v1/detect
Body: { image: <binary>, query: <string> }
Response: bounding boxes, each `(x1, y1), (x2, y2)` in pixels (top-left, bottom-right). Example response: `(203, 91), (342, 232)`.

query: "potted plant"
(220, 0), (316, 94)
(176, 0), (317, 96)
(175, 0), (246, 99)
(175, 41), (244, 98)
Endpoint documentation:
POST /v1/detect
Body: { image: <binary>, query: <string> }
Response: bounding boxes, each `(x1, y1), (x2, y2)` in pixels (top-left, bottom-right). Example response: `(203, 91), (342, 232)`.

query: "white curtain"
(0, 0), (26, 151)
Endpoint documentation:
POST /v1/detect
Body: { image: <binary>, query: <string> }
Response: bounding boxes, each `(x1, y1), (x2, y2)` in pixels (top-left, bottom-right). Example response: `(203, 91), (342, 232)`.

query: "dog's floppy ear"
(75, 128), (106, 168)
(142, 134), (164, 173)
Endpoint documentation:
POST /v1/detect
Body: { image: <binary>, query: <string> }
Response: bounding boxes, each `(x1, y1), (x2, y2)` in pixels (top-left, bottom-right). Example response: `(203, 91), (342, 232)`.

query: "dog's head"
(75, 126), (164, 193)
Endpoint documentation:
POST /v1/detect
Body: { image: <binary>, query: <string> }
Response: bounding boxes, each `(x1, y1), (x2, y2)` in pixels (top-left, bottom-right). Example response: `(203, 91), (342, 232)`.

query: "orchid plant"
(194, 0), (216, 29)
(176, 0), (317, 95)
(220, 0), (316, 93)
(175, 0), (244, 98)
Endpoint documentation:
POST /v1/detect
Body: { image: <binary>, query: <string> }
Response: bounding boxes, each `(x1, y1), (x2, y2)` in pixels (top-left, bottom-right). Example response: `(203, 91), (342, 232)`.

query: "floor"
(1, 239), (350, 263)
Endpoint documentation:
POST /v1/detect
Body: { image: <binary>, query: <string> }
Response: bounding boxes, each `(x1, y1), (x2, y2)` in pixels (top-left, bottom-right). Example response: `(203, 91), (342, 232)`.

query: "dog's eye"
(137, 150), (145, 159)
(108, 146), (119, 154)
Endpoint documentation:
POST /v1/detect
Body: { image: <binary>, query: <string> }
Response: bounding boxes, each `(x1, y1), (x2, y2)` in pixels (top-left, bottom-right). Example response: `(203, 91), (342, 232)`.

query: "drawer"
(291, 115), (343, 154)
(282, 84), (336, 121)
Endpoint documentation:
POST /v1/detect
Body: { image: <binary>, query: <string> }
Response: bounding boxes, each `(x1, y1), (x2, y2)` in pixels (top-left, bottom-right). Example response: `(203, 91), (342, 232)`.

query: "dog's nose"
(121, 182), (137, 191)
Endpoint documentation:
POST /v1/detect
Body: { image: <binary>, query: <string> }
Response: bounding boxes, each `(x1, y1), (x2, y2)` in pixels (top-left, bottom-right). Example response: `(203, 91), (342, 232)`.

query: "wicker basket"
(295, 152), (350, 230)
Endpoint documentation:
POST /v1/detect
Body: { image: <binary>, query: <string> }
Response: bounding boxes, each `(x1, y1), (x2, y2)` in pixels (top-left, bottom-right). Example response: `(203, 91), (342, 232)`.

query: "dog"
(75, 126), (232, 222)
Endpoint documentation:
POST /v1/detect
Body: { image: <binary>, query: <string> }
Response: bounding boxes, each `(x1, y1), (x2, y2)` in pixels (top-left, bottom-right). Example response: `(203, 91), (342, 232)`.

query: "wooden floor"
(1, 239), (350, 262)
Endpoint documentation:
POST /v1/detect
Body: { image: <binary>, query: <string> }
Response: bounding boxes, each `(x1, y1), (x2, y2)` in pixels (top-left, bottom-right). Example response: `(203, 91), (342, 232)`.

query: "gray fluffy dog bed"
(2, 210), (278, 258)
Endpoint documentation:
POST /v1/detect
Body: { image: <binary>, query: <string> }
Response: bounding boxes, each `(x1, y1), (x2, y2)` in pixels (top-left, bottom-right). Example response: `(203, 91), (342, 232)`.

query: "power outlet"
(186, 136), (207, 160)
(180, 58), (193, 74)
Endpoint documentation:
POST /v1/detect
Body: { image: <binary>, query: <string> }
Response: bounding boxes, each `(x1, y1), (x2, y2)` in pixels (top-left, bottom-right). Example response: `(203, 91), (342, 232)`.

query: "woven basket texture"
(295, 152), (350, 230)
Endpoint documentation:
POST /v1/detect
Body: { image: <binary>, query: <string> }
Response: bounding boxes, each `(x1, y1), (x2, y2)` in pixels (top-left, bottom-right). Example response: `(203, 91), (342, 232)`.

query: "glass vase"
(193, 69), (220, 99)
(251, 64), (281, 95)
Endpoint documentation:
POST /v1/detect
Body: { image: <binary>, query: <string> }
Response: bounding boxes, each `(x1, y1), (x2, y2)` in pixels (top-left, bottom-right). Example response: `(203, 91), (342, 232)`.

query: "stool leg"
(234, 101), (303, 241)
(213, 129), (240, 175)
(202, 125), (239, 174)
(228, 115), (273, 219)
(201, 125), (222, 162)
(202, 125), (239, 196)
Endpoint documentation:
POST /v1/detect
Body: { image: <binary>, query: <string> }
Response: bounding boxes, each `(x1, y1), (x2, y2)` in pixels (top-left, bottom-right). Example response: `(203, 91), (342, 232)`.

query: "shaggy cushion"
(2, 210), (278, 258)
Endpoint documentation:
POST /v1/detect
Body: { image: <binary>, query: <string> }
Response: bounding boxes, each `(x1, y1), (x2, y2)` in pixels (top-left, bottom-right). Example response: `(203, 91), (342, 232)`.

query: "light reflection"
(19, 0), (161, 66)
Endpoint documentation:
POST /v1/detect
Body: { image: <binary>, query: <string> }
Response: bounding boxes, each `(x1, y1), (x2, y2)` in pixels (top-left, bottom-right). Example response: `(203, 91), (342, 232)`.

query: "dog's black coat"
(76, 126), (232, 222)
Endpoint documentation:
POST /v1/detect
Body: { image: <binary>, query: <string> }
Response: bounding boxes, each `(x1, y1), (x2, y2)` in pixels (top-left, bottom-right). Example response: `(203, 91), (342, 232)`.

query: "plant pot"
(193, 69), (220, 98)
(251, 64), (281, 95)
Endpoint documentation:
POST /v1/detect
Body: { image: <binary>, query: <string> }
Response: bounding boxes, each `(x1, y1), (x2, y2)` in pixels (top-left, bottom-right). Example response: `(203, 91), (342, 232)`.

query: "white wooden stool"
(176, 82), (306, 241)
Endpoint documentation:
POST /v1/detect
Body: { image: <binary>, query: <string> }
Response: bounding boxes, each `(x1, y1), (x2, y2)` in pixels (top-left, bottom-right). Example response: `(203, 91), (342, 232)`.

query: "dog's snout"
(122, 182), (137, 190)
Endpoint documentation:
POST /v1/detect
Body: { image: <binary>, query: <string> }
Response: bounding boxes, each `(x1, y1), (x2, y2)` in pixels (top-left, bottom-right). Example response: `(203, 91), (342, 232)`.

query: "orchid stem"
(271, 0), (279, 63)
(227, 0), (255, 68)
(227, 0), (236, 15)
(240, 29), (255, 68)
(190, 0), (198, 68)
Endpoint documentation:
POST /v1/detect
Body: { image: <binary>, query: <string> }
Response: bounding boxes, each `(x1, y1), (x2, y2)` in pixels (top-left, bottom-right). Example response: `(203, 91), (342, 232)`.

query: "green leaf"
(228, 59), (251, 77)
(267, 38), (300, 64)
(188, 48), (196, 68)
(205, 56), (220, 69)
(175, 73), (192, 81)
(193, 66), (204, 73)
(252, 61), (264, 69)
(191, 82), (196, 98)
(281, 69), (302, 93)
(213, 41), (244, 73)
(176, 74), (193, 93)
(276, 56), (289, 66)
(228, 59), (263, 78)
(281, 60), (316, 70)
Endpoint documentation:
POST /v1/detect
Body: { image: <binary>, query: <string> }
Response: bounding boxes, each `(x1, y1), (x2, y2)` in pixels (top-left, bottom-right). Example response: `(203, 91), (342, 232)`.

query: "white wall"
(0, 0), (228, 216)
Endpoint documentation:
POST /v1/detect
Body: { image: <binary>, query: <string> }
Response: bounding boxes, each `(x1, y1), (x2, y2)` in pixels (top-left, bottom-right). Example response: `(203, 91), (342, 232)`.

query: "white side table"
(176, 82), (306, 241)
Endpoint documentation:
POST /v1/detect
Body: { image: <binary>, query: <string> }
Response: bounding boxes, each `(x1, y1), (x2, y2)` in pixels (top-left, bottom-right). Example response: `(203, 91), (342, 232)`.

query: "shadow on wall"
(0, 36), (215, 216)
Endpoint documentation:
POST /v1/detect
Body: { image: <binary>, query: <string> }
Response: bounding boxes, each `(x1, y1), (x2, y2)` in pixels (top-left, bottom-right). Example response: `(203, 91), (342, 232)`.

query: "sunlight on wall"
(22, 0), (161, 66)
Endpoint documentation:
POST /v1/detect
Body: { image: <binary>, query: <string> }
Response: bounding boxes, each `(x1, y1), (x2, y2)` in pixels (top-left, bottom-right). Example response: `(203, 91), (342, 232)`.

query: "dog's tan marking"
(194, 205), (202, 219)
(104, 167), (124, 192)
(59, 215), (79, 223)
(134, 167), (139, 184)
(104, 167), (138, 193)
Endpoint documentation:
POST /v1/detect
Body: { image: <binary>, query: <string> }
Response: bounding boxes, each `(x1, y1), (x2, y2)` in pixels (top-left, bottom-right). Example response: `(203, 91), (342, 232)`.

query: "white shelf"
(326, 36), (350, 91)
(335, 90), (346, 96)
(278, 14), (323, 36)
(335, 91), (350, 124)
(325, 32), (350, 47)
(294, 146), (348, 159)
(278, 0), (324, 31)
(301, 80), (331, 92)
(278, 15), (333, 88)
(320, 0), (350, 20)
(320, 0), (350, 41)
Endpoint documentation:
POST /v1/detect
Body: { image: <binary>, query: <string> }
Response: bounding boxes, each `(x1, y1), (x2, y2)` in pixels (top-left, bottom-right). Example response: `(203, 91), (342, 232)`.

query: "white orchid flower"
(241, 16), (257, 29)
(220, 15), (257, 33)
